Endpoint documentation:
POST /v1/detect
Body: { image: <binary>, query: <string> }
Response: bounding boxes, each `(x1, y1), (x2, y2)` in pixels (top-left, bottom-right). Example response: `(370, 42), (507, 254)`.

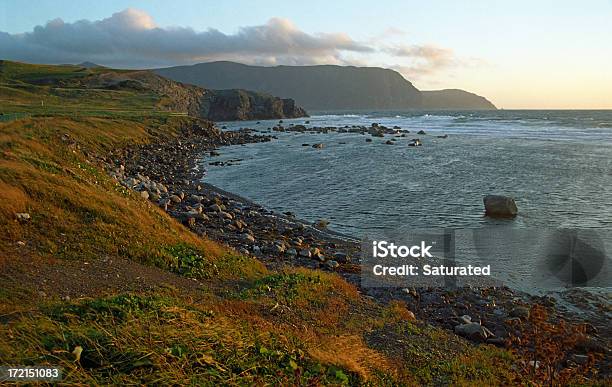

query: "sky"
(1, 0), (611, 109)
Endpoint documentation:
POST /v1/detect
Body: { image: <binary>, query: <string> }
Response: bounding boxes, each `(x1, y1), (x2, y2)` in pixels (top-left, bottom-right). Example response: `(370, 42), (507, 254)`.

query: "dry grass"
(0, 116), (242, 275)
(0, 182), (29, 219)
(308, 334), (398, 382)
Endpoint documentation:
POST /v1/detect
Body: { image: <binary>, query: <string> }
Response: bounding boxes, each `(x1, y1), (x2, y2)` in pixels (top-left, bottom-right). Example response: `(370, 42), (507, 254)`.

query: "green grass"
(1, 293), (364, 385)
(0, 60), (185, 119)
(0, 60), (91, 83)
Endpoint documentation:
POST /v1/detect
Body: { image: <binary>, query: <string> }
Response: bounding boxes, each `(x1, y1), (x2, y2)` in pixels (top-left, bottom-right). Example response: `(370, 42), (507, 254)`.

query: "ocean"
(203, 110), (612, 294)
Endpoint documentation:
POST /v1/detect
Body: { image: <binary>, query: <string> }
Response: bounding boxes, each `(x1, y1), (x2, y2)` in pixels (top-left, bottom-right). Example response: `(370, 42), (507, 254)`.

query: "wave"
(314, 114), (364, 118)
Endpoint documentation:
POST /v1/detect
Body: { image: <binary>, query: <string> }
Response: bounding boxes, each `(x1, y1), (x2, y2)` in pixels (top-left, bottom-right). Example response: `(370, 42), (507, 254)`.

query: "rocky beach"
(104, 119), (610, 377)
(2, 4), (610, 381)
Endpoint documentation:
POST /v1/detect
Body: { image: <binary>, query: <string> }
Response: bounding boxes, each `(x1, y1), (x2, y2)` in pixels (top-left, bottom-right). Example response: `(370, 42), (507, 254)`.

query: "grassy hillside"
(0, 60), (307, 122)
(0, 62), (596, 385)
(0, 60), (170, 118)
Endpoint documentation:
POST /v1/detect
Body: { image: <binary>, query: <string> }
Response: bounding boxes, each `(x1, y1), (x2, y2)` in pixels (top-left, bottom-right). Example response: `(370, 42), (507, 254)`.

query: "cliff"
(200, 89), (307, 121)
(155, 61), (496, 111)
(156, 62), (423, 111)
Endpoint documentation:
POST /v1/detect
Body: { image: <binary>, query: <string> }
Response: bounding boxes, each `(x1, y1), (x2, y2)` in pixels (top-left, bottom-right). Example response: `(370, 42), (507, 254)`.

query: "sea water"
(203, 110), (612, 295)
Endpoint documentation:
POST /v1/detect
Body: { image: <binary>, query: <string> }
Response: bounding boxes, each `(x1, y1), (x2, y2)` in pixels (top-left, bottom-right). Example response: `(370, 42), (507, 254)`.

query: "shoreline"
(107, 120), (609, 373)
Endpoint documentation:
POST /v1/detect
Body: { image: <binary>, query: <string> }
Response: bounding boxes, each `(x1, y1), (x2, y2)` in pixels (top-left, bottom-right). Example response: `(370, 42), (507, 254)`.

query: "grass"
(0, 60), (183, 118)
(1, 292), (363, 385)
(0, 116), (225, 268)
(2, 61), (602, 385)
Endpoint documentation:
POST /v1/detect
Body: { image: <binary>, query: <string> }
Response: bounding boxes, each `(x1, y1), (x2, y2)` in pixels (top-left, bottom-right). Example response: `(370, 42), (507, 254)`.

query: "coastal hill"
(421, 89), (497, 110)
(0, 60), (307, 121)
(155, 61), (496, 111)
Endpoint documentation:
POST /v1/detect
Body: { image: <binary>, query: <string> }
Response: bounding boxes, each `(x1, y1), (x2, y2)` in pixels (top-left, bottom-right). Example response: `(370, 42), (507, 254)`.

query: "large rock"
(454, 322), (494, 341)
(483, 195), (518, 218)
(200, 89), (308, 121)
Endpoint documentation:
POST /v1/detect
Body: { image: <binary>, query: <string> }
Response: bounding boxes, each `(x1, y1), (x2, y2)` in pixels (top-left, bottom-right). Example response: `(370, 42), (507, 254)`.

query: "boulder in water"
(483, 195), (518, 218)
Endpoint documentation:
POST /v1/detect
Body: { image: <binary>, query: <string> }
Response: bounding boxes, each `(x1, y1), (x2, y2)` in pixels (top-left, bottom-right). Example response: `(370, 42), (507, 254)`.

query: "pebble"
(326, 260), (339, 269)
(189, 195), (204, 203)
(510, 306), (530, 319)
(454, 322), (494, 341)
(272, 243), (285, 254)
(15, 213), (31, 222)
(218, 211), (233, 220)
(333, 251), (350, 263)
(299, 249), (311, 258)
(208, 204), (222, 212)
(572, 354), (589, 365)
(459, 315), (472, 324)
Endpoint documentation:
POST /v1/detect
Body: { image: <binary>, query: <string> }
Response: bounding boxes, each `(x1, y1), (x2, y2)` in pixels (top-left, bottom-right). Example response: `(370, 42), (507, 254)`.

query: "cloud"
(0, 8), (480, 80)
(385, 44), (458, 78)
(0, 8), (373, 68)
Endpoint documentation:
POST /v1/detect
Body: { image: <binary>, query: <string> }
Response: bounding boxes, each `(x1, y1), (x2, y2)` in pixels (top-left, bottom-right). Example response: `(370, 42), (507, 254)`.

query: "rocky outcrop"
(281, 98), (307, 118)
(200, 89), (308, 121)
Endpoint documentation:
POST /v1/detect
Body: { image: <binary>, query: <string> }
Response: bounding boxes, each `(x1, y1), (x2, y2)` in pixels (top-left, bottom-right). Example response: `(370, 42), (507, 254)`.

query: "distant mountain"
(77, 61), (106, 68)
(156, 62), (422, 111)
(421, 89), (496, 110)
(155, 61), (496, 111)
